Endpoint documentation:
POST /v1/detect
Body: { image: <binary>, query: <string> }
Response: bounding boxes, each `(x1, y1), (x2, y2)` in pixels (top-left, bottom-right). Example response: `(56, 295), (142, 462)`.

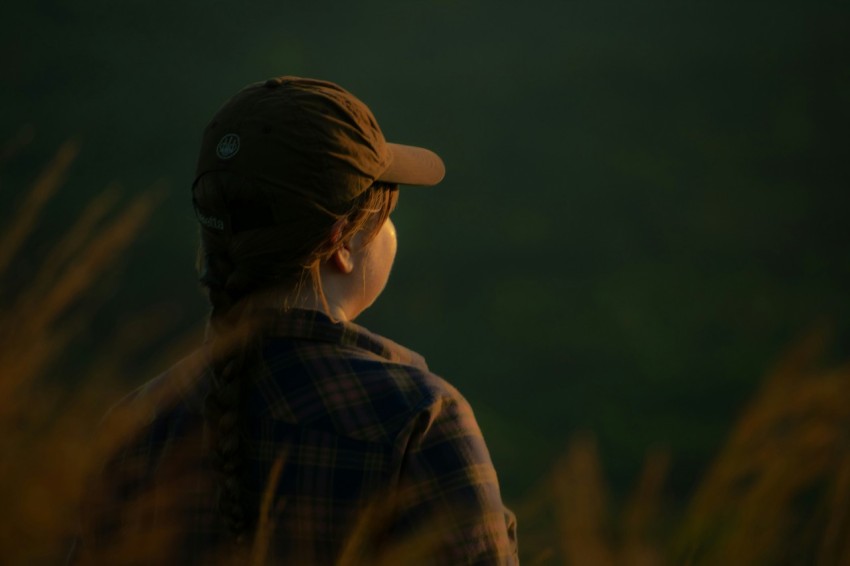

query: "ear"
(330, 243), (355, 274)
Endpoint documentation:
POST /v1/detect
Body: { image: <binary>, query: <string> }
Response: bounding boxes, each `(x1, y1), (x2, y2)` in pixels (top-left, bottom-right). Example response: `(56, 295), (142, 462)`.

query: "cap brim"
(378, 143), (445, 186)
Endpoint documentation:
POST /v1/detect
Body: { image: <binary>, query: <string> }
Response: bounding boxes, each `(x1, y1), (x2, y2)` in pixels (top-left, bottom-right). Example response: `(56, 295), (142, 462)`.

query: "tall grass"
(517, 330), (850, 565)
(0, 139), (173, 564)
(2, 141), (849, 564)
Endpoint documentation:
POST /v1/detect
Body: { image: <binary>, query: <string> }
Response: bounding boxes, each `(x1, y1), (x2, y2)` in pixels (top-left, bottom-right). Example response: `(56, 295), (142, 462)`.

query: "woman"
(73, 76), (517, 564)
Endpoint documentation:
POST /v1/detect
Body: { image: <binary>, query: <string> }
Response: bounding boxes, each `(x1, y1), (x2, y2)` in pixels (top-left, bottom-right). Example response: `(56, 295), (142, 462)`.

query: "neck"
(272, 276), (352, 322)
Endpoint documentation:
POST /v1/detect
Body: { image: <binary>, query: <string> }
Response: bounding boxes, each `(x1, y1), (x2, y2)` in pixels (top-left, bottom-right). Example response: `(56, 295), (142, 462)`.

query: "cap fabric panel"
(194, 76), (445, 212)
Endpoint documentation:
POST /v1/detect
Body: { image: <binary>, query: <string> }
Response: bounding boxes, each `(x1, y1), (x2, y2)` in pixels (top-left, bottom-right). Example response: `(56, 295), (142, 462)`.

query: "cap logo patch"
(216, 134), (240, 159)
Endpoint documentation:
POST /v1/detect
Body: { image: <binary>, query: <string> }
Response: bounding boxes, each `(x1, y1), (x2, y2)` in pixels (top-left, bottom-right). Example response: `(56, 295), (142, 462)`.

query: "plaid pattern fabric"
(72, 309), (518, 564)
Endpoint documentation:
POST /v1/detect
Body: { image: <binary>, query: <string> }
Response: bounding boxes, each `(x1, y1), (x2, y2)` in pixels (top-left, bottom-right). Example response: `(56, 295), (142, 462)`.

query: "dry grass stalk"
(0, 141), (78, 275)
(0, 142), (170, 564)
(619, 448), (668, 566)
(542, 434), (667, 566)
(518, 328), (850, 565)
(676, 330), (850, 565)
(552, 432), (615, 566)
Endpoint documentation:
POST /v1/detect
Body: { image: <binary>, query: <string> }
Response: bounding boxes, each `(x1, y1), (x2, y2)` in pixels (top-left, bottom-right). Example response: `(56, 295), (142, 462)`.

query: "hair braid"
(205, 354), (254, 538)
(201, 252), (259, 543)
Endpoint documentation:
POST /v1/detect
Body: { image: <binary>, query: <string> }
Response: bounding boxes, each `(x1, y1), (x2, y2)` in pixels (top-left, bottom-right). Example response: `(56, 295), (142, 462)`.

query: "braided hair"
(193, 171), (398, 544)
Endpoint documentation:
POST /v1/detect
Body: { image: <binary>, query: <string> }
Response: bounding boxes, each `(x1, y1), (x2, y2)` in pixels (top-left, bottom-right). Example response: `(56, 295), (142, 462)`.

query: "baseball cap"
(194, 76), (445, 212)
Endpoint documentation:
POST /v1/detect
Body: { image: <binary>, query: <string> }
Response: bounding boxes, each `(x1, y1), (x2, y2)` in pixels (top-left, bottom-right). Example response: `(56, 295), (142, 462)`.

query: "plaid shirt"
(72, 309), (518, 564)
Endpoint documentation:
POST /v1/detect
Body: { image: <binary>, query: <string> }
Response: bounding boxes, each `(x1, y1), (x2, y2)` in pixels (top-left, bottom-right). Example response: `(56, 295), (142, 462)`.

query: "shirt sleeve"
(388, 392), (519, 565)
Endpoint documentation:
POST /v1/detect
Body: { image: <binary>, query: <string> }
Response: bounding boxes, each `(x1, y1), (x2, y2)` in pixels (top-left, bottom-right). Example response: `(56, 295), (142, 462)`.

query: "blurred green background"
(3, 2), (849, 507)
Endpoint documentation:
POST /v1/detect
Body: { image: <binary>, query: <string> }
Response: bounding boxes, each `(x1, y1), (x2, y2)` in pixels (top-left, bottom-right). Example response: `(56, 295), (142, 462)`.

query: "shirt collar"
(260, 308), (429, 371)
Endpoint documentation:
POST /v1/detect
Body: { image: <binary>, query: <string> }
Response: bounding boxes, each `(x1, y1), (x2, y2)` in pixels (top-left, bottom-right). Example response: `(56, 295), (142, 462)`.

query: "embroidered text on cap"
(216, 134), (240, 159)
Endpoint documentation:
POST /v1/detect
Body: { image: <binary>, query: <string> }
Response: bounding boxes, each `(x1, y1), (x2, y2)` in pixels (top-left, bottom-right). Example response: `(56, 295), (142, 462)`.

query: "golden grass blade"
(674, 331), (850, 565)
(17, 185), (163, 339)
(0, 185), (158, 402)
(18, 186), (121, 310)
(334, 496), (447, 566)
(0, 141), (78, 274)
(82, 304), (185, 386)
(551, 433), (615, 566)
(817, 451), (850, 565)
(0, 312), (76, 414)
(619, 447), (669, 566)
(250, 451), (288, 566)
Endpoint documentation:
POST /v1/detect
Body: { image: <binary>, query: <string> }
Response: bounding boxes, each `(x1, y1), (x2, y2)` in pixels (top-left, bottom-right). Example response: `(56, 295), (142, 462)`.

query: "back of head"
(192, 76), (420, 325)
(193, 170), (397, 330)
